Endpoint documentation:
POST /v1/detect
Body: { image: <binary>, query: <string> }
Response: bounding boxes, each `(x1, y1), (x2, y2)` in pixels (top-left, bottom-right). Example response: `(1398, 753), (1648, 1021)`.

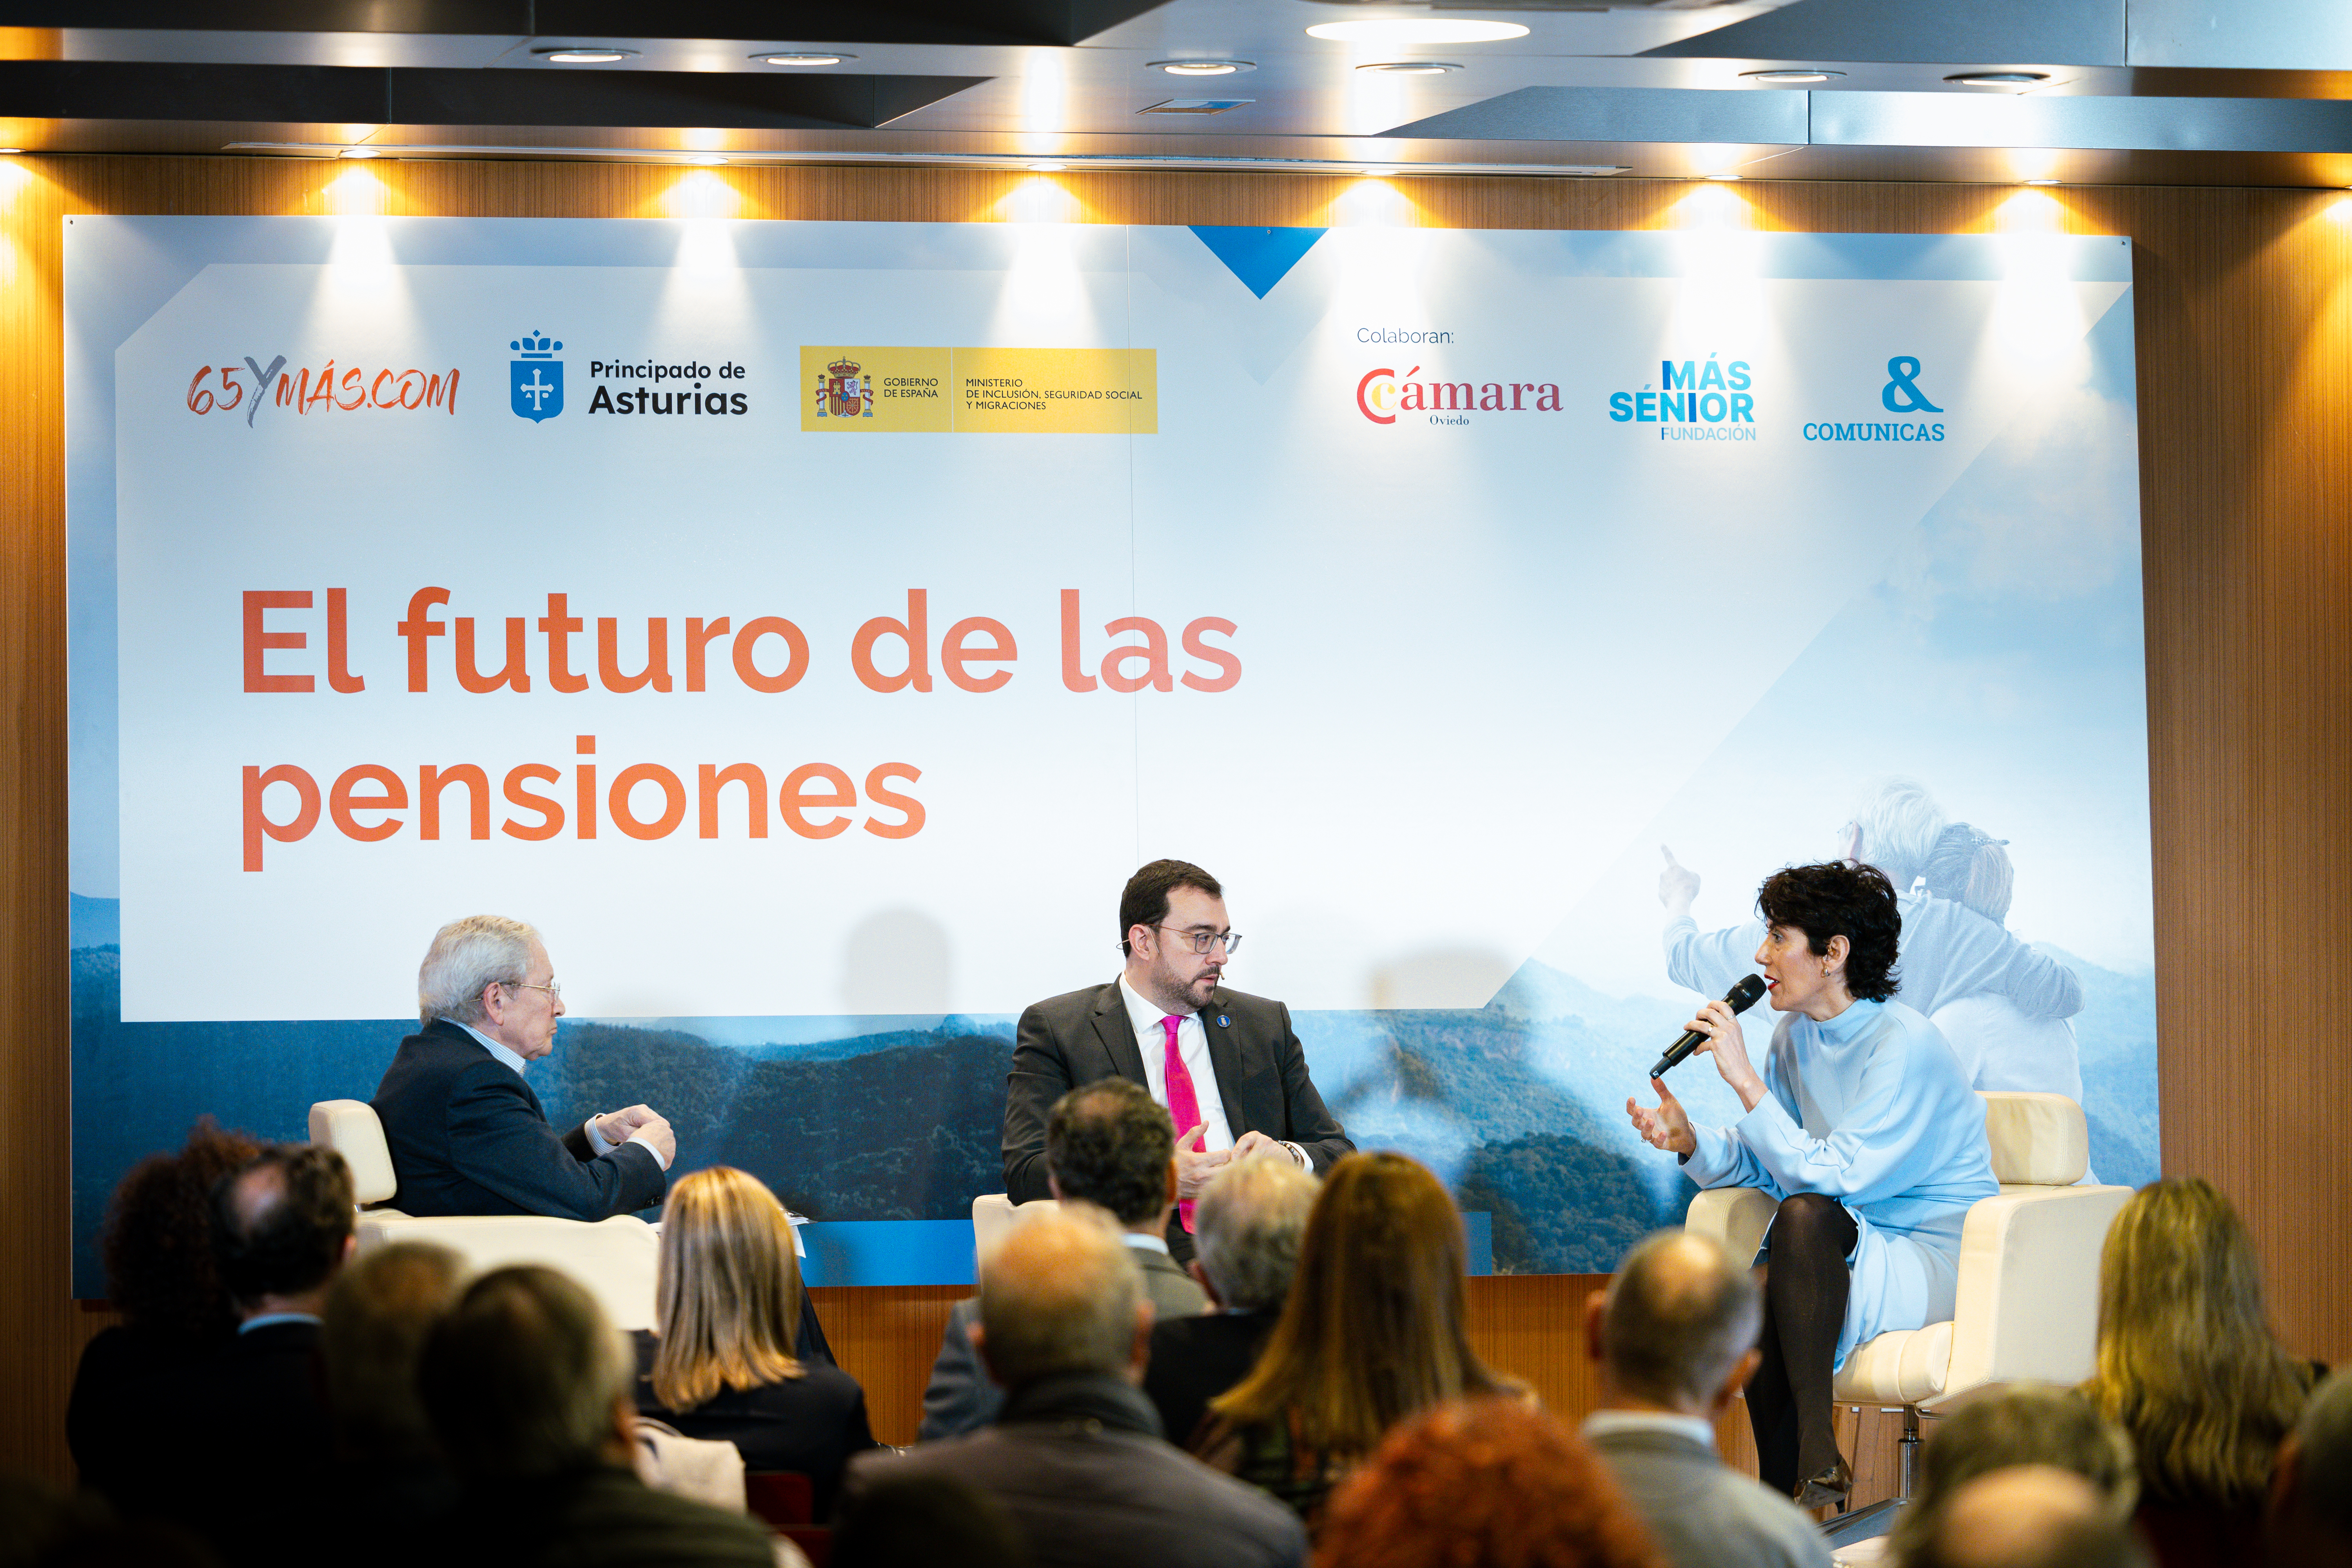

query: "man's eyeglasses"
(1154, 926), (1241, 956)
(505, 980), (562, 1000)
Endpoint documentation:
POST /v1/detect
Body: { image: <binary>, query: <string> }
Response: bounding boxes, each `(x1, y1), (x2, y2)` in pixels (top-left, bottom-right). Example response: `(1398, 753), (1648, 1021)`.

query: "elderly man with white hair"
(851, 1205), (1305, 1568)
(370, 915), (673, 1221)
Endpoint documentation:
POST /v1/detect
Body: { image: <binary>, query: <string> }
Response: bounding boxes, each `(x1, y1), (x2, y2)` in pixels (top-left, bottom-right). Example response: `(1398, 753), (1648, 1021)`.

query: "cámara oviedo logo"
(1356, 364), (1564, 426)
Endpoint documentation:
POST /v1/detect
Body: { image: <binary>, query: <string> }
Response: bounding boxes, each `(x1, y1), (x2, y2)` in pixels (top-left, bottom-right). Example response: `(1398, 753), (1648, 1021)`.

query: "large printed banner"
(67, 216), (2157, 1291)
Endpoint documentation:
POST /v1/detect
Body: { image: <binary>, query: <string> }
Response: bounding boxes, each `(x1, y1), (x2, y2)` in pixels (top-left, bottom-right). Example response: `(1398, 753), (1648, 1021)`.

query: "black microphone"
(1650, 974), (1768, 1079)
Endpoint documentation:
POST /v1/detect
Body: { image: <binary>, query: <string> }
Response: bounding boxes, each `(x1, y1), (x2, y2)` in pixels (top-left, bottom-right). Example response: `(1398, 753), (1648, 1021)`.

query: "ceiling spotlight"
(684, 155), (728, 165)
(754, 52), (851, 66)
(1705, 171), (1744, 181)
(1945, 71), (2049, 86)
(1151, 59), (1255, 76)
(1363, 166), (1401, 176)
(1357, 61), (1462, 74)
(2021, 177), (2060, 186)
(339, 147), (380, 159)
(535, 46), (636, 63)
(1742, 69), (1843, 84)
(0, 148), (24, 155)
(1306, 19), (1529, 44)
(1027, 161), (1068, 172)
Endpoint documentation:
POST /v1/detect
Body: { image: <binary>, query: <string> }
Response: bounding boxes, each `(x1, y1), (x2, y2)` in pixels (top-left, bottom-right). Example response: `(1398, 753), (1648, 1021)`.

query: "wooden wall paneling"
(5, 157), (2350, 1488)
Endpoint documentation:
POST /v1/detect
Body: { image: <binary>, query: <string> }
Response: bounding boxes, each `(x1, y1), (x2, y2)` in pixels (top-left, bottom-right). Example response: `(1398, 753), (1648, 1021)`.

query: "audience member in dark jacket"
(1144, 1153), (1317, 1448)
(419, 1265), (774, 1568)
(67, 1119), (263, 1513)
(633, 1167), (875, 1519)
(851, 1206), (1305, 1568)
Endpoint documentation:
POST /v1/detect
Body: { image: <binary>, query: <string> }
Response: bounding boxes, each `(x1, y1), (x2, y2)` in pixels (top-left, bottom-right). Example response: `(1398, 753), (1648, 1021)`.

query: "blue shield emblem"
(511, 358), (563, 422)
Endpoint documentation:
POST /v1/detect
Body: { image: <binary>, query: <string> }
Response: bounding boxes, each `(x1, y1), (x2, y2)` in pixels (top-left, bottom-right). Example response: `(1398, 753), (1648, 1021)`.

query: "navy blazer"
(370, 1018), (667, 1221)
(1001, 980), (1353, 1261)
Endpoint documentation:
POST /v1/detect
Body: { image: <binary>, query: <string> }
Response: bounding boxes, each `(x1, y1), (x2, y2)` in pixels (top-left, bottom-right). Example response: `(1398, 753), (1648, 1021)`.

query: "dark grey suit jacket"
(1002, 981), (1353, 1260)
(919, 1241), (1207, 1442)
(857, 1374), (1305, 1568)
(370, 1018), (666, 1221)
(1584, 1424), (1829, 1568)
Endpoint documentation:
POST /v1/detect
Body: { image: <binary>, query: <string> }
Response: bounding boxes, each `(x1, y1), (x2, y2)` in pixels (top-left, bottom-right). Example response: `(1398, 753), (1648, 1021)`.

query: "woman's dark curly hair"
(101, 1118), (265, 1338)
(1757, 861), (1902, 1003)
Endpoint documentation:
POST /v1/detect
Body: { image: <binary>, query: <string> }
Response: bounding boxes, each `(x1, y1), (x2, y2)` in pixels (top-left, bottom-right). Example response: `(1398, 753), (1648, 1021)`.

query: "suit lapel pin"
(1218, 1014), (1230, 1028)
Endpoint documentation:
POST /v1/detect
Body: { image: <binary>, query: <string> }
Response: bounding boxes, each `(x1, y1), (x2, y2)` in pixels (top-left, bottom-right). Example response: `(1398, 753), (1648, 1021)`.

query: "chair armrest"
(357, 1212), (660, 1329)
(1686, 1187), (1778, 1267)
(1942, 1184), (2131, 1396)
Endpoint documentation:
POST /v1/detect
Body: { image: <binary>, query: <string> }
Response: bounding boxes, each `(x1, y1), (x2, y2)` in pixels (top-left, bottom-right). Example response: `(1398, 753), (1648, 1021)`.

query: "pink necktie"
(1161, 1014), (1202, 1232)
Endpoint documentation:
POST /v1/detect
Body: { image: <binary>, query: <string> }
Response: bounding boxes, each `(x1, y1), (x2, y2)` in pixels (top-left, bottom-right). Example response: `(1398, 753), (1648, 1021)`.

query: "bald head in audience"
(972, 1205), (1151, 1391)
(1588, 1229), (1761, 1415)
(1909, 1467), (2147, 1568)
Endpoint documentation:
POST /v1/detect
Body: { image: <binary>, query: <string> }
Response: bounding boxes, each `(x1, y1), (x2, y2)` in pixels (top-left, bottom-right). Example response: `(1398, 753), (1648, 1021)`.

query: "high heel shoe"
(1794, 1457), (1853, 1511)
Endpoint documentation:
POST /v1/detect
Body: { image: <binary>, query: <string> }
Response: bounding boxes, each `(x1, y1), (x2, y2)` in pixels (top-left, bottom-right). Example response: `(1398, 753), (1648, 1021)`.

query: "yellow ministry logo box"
(800, 347), (1156, 434)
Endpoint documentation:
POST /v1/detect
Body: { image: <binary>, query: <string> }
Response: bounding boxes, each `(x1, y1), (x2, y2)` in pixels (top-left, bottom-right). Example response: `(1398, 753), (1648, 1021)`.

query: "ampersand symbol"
(1882, 356), (1942, 414)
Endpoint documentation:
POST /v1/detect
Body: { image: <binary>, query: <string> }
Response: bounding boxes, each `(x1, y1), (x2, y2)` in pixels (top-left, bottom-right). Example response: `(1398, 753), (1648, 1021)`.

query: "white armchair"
(309, 1098), (662, 1330)
(1685, 1091), (2130, 1523)
(970, 1192), (1058, 1279)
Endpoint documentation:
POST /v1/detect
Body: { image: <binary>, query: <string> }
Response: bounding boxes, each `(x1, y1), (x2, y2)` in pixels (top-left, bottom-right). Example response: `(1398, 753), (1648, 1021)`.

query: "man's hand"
(1626, 1077), (1697, 1158)
(1174, 1123), (1233, 1199)
(597, 1105), (676, 1165)
(1230, 1129), (1289, 1163)
(1659, 844), (1700, 918)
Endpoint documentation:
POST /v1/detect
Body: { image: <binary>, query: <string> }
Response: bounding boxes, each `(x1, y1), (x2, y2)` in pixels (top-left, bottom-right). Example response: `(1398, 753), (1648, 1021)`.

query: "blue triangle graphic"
(1189, 225), (1328, 299)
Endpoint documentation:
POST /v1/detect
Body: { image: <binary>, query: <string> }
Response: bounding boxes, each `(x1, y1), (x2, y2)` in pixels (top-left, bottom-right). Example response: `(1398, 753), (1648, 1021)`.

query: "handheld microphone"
(1650, 974), (1768, 1079)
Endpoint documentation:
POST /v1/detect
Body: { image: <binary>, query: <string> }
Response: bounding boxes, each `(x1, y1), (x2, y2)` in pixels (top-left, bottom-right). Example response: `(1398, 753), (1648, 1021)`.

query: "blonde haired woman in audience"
(1193, 1152), (1517, 1537)
(2080, 1177), (2317, 1568)
(633, 1167), (875, 1519)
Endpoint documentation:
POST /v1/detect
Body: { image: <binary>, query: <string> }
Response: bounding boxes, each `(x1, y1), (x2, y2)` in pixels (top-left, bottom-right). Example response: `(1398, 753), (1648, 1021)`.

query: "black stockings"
(1746, 1192), (1858, 1497)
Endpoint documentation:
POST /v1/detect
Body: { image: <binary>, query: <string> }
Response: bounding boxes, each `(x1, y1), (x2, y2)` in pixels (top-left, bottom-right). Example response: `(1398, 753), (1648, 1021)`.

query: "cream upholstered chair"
(308, 1098), (662, 1330)
(1685, 1091), (2130, 1524)
(969, 1192), (1058, 1279)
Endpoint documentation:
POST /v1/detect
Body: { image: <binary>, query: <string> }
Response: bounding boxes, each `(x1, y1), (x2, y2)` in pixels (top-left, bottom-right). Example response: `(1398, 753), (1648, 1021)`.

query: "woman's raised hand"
(1626, 1076), (1696, 1157)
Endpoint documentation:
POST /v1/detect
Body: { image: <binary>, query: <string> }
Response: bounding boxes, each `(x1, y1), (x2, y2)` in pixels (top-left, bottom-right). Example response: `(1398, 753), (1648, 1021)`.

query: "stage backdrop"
(65, 215), (2157, 1292)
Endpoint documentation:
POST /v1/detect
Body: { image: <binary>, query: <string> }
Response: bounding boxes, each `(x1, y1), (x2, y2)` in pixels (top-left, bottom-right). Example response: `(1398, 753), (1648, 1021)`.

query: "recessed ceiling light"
(1151, 59), (1255, 76)
(1705, 172), (1743, 181)
(0, 148), (23, 155)
(1945, 71), (2049, 86)
(1357, 61), (1463, 74)
(683, 155), (728, 165)
(1363, 167), (1401, 176)
(339, 147), (380, 159)
(1306, 19), (1529, 44)
(1028, 162), (1068, 172)
(753, 52), (851, 66)
(535, 46), (636, 63)
(2021, 177), (2060, 186)
(1742, 69), (1843, 84)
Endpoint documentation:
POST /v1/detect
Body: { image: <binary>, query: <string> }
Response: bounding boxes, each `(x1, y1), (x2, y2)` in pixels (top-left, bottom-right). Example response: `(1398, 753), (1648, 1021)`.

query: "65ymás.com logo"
(184, 354), (462, 424)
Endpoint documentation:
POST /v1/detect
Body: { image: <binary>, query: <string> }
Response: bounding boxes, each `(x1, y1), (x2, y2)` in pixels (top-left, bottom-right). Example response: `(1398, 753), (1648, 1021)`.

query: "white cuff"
(583, 1116), (615, 1156)
(626, 1130), (673, 1171)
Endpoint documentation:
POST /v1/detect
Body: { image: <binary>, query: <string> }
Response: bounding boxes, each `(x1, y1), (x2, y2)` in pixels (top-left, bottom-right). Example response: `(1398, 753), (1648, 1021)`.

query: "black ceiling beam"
(0, 0), (1174, 45)
(0, 59), (987, 128)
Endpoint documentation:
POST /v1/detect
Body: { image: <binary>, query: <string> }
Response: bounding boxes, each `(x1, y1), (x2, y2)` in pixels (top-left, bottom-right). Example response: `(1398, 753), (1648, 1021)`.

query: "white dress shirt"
(1116, 976), (1308, 1168)
(1582, 1408), (1719, 1450)
(445, 1016), (671, 1171)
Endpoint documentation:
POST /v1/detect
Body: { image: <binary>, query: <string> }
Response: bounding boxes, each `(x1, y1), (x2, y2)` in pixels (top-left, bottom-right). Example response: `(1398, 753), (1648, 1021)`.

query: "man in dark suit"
(1143, 1148), (1319, 1449)
(158, 1143), (356, 1564)
(922, 1077), (1206, 1440)
(418, 1265), (774, 1568)
(371, 915), (671, 1221)
(852, 1207), (1305, 1568)
(1002, 860), (1353, 1266)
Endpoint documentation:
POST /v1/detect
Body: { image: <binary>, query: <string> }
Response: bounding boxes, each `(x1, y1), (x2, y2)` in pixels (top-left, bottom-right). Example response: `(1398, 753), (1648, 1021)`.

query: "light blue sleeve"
(1725, 1031), (1946, 1206)
(1682, 1044), (1796, 1196)
(1664, 914), (1767, 999)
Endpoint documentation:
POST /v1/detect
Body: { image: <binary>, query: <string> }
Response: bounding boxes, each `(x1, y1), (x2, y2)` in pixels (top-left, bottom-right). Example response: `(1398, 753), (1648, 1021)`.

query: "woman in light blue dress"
(1627, 861), (1996, 1506)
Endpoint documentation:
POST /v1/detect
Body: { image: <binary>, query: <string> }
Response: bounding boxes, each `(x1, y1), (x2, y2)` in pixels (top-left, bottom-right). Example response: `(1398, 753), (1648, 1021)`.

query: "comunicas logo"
(1357, 365), (1563, 425)
(511, 331), (563, 422)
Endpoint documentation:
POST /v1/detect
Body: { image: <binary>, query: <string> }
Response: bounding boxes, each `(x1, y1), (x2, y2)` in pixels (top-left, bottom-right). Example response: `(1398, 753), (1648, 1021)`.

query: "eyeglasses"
(1154, 926), (1241, 956)
(505, 980), (562, 1000)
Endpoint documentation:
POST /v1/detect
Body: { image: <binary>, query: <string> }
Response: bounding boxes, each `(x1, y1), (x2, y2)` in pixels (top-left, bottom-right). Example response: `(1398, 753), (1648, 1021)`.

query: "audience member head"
(1588, 1230), (1760, 1417)
(1316, 1397), (1666, 1568)
(0, 1471), (216, 1568)
(2269, 1367), (2352, 1564)
(973, 1205), (1148, 1394)
(416, 913), (542, 1028)
(833, 1471), (1034, 1568)
(2082, 1176), (2312, 1508)
(211, 1143), (355, 1316)
(1756, 860), (1903, 1004)
(1886, 1385), (2136, 1565)
(322, 1240), (467, 1466)
(418, 1265), (634, 1481)
(1192, 1152), (1319, 1313)
(652, 1166), (805, 1412)
(1903, 1466), (2149, 1568)
(100, 1118), (264, 1339)
(1044, 1077), (1176, 1231)
(1922, 823), (2014, 925)
(1213, 1152), (1506, 1459)
(1841, 775), (1944, 893)
(1117, 858), (1223, 960)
